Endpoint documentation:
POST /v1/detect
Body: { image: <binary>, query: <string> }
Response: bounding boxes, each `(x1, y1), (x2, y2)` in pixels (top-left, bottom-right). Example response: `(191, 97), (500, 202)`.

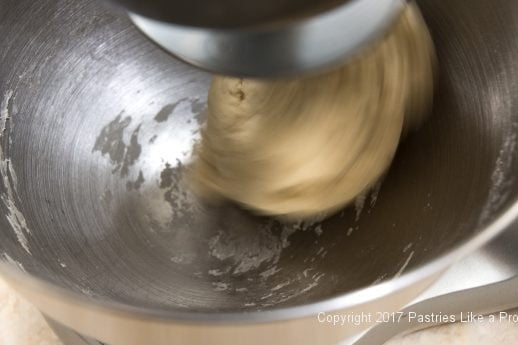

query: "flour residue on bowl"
(354, 180), (383, 222)
(0, 90), (31, 254)
(393, 250), (414, 279)
(206, 218), (330, 305)
(92, 112), (142, 178)
(207, 220), (302, 276)
(478, 126), (517, 225)
(93, 98), (204, 230)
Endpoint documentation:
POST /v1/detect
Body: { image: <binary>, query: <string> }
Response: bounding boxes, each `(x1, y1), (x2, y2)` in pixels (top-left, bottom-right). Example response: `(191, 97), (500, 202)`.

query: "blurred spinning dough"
(193, 4), (435, 218)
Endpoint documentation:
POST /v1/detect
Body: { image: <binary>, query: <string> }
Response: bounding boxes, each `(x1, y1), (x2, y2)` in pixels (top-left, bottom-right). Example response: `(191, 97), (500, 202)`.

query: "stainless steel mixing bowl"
(0, 0), (517, 344)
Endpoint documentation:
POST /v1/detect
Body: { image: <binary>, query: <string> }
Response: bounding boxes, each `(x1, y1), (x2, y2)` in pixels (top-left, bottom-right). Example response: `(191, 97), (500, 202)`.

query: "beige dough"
(193, 4), (435, 219)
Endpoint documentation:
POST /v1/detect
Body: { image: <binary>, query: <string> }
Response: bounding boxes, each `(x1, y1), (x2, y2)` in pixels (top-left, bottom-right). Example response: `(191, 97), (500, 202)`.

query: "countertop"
(1, 277), (518, 345)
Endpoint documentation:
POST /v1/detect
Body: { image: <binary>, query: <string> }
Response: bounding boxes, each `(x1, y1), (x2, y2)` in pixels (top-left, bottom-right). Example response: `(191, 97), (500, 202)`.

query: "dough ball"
(193, 4), (435, 219)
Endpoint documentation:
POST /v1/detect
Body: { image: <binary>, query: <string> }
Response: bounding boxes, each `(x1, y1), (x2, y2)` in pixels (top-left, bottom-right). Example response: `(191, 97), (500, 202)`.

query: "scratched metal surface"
(0, 0), (517, 319)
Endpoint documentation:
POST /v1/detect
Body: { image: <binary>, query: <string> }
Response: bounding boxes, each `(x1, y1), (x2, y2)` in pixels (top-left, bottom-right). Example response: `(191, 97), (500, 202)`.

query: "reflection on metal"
(129, 0), (404, 77)
(348, 224), (518, 345)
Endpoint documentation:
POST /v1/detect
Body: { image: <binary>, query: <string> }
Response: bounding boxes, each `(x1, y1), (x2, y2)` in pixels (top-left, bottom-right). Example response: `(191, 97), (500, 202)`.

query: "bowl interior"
(0, 0), (517, 314)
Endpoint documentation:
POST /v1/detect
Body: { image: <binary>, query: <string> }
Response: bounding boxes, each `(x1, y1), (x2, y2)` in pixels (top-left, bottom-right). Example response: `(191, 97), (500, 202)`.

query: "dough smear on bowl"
(193, 4), (435, 219)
